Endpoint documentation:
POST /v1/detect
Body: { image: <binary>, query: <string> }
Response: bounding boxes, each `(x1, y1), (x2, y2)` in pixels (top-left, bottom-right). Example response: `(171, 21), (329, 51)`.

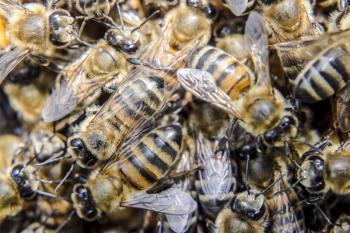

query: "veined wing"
(122, 187), (197, 215)
(0, 48), (29, 84)
(177, 68), (243, 119)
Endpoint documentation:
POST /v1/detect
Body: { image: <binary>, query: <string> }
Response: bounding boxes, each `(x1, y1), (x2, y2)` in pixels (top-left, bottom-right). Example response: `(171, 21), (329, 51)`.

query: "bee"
(41, 40), (129, 122)
(177, 11), (298, 149)
(156, 147), (197, 233)
(0, 163), (57, 223)
(262, 0), (319, 44)
(71, 124), (197, 221)
(269, 163), (306, 233)
(0, 0), (78, 83)
(67, 65), (178, 169)
(195, 132), (236, 221)
(273, 28), (350, 103)
(297, 139), (350, 195)
(214, 189), (269, 233)
(142, 3), (212, 69)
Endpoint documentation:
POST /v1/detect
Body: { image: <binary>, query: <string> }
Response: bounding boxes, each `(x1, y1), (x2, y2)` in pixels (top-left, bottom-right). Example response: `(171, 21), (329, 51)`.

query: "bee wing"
(196, 133), (234, 196)
(0, 0), (29, 15)
(177, 68), (242, 119)
(165, 213), (192, 233)
(42, 52), (114, 122)
(122, 187), (197, 215)
(337, 85), (350, 133)
(41, 78), (78, 122)
(0, 48), (29, 84)
(225, 0), (249, 16)
(244, 11), (270, 89)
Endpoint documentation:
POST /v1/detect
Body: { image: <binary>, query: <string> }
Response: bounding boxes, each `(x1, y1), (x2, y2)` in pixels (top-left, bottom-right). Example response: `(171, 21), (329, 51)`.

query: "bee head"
(49, 9), (78, 47)
(69, 137), (98, 169)
(299, 156), (325, 193)
(105, 29), (141, 54)
(263, 115), (298, 146)
(11, 165), (36, 200)
(72, 184), (100, 221)
(231, 190), (267, 221)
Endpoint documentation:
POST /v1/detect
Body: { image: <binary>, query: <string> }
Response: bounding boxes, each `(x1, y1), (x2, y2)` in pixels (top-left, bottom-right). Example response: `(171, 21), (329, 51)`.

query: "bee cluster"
(1, 0), (350, 232)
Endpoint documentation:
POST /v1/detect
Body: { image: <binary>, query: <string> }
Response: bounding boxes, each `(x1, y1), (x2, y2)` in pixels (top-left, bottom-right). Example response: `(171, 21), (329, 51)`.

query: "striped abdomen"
(119, 124), (182, 190)
(293, 43), (350, 103)
(105, 70), (167, 148)
(271, 175), (306, 233)
(188, 46), (254, 100)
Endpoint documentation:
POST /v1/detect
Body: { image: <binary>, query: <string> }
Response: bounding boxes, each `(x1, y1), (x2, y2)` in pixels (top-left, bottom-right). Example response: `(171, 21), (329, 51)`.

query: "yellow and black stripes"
(188, 46), (254, 100)
(119, 124), (182, 190)
(294, 44), (350, 103)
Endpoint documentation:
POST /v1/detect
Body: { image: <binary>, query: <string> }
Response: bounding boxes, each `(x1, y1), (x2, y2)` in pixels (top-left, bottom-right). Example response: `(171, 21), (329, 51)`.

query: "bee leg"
(54, 161), (76, 192)
(139, 211), (155, 233)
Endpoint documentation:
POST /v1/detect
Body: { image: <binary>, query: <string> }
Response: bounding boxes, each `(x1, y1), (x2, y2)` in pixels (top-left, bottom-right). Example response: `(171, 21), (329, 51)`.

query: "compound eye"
(264, 129), (279, 144)
(70, 138), (84, 151)
(280, 116), (296, 129)
(203, 4), (217, 19)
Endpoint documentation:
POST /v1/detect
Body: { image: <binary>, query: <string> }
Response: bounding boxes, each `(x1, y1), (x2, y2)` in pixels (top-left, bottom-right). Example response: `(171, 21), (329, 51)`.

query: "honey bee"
(269, 163), (306, 233)
(298, 139), (350, 195)
(177, 11), (298, 148)
(214, 189), (269, 233)
(71, 124), (197, 221)
(195, 132), (236, 221)
(143, 0), (179, 17)
(67, 66), (178, 169)
(41, 40), (129, 122)
(0, 163), (57, 223)
(262, 0), (319, 44)
(142, 3), (212, 69)
(0, 0), (78, 83)
(273, 27), (350, 103)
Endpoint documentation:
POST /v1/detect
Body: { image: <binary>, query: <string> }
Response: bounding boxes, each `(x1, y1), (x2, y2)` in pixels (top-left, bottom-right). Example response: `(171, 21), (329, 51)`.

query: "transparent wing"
(225, 0), (248, 16)
(245, 11), (270, 89)
(122, 187), (197, 215)
(41, 79), (78, 122)
(165, 214), (191, 233)
(42, 50), (114, 122)
(196, 133), (233, 197)
(0, 48), (29, 84)
(0, 0), (29, 15)
(337, 85), (350, 133)
(177, 68), (242, 119)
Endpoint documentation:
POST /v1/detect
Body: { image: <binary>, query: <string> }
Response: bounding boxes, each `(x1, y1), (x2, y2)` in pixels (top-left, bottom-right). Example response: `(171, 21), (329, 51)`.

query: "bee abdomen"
(188, 46), (254, 100)
(119, 125), (182, 190)
(294, 44), (350, 103)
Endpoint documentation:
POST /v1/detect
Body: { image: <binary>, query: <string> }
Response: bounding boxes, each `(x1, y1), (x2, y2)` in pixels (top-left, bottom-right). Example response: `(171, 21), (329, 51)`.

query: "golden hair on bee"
(262, 0), (320, 43)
